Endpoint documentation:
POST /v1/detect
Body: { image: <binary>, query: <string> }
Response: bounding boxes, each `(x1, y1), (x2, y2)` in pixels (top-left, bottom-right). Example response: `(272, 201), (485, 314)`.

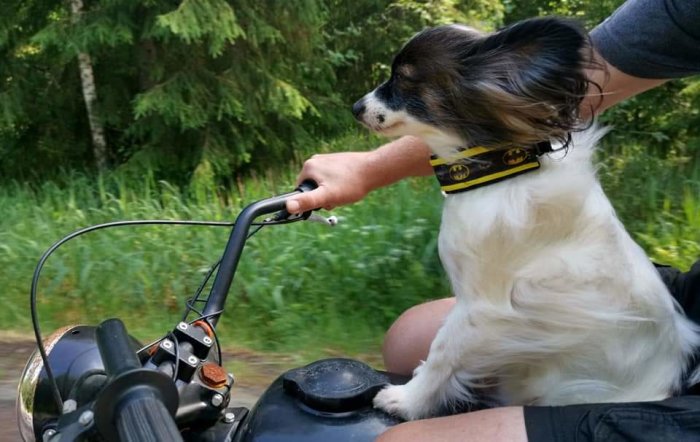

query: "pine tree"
(70, 0), (108, 170)
(0, 0), (338, 181)
(0, 0), (90, 179)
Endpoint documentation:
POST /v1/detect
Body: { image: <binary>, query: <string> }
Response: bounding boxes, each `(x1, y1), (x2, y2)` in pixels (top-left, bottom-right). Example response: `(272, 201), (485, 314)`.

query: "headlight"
(16, 325), (79, 442)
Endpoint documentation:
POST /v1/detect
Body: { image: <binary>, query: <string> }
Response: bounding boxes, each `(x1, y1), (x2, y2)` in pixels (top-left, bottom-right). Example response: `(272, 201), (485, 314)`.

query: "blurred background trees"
(7, 0), (694, 184)
(1, 0), (335, 182)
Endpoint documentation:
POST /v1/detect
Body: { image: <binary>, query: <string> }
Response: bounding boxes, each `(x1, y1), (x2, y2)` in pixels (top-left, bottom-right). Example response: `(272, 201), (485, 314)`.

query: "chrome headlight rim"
(16, 325), (80, 442)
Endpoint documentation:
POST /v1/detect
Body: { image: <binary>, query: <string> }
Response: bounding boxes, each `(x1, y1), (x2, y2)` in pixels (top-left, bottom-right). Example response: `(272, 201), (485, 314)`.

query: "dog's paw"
(373, 384), (428, 421)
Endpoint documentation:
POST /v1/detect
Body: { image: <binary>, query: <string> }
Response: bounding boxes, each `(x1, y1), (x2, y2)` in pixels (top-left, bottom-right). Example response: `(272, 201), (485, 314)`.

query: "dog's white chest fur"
(374, 129), (700, 419)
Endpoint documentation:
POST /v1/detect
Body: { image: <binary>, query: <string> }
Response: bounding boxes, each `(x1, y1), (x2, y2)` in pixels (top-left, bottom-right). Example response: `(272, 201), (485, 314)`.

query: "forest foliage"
(2, 0), (697, 184)
(2, 1), (700, 352)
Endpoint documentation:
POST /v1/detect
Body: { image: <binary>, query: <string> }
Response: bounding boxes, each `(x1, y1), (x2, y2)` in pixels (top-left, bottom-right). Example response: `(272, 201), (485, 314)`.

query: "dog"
(352, 17), (700, 420)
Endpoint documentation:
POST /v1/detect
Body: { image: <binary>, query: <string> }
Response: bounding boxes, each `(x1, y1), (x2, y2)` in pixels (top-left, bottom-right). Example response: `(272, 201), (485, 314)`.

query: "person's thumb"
(286, 187), (331, 214)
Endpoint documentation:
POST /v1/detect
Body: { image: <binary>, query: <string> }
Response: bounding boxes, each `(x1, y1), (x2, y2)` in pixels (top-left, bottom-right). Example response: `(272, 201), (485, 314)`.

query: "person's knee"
(382, 304), (426, 374)
(382, 298), (455, 375)
(375, 422), (416, 442)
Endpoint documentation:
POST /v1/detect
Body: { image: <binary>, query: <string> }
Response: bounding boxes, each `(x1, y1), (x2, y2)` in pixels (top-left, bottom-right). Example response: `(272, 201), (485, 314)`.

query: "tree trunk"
(70, 0), (108, 171)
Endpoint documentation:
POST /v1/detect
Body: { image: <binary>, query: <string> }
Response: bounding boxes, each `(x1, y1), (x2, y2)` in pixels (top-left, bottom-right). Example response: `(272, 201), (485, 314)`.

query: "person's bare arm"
(286, 136), (432, 213)
(581, 50), (667, 118)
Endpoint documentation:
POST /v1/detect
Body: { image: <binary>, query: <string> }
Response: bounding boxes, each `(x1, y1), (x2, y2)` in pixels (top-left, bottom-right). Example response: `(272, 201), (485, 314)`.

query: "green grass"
(597, 143), (700, 270)
(1, 135), (699, 361)
(0, 134), (448, 359)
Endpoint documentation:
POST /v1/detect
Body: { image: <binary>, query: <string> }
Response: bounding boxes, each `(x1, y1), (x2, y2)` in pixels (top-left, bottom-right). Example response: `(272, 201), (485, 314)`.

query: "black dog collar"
(431, 141), (552, 194)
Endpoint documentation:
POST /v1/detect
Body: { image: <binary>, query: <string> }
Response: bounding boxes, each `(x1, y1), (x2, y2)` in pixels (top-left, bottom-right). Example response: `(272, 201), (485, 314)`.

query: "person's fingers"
(295, 155), (323, 186)
(286, 186), (332, 214)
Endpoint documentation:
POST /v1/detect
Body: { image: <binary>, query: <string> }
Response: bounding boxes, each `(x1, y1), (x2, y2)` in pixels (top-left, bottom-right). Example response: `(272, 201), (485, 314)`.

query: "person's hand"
(286, 151), (376, 214)
(286, 136), (434, 214)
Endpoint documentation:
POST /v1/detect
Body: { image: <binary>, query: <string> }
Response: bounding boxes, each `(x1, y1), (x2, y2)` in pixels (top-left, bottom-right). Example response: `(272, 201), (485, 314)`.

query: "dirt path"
(1, 338), (36, 441)
(0, 337), (293, 441)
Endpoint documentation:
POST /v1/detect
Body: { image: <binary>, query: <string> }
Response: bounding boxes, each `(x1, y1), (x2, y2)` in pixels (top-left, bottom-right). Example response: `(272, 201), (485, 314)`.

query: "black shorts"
(524, 261), (700, 442)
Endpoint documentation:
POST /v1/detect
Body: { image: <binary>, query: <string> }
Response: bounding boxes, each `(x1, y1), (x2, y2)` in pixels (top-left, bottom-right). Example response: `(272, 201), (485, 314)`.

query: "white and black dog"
(353, 17), (700, 420)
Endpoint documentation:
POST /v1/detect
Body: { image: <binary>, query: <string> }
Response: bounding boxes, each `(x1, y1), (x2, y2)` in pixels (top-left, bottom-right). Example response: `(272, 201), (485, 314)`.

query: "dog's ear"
(460, 17), (595, 146)
(478, 17), (588, 69)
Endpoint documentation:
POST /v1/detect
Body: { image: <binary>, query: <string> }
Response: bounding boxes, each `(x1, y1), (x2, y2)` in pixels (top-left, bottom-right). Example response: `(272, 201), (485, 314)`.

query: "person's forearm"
(365, 136), (434, 189)
(581, 50), (667, 119)
(286, 136), (433, 213)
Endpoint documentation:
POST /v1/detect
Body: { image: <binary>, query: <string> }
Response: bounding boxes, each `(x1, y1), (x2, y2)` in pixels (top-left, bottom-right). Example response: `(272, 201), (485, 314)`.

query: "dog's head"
(352, 17), (596, 152)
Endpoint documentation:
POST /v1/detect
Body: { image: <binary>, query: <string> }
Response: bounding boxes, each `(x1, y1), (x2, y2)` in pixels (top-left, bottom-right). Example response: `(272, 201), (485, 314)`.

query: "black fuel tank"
(232, 358), (408, 442)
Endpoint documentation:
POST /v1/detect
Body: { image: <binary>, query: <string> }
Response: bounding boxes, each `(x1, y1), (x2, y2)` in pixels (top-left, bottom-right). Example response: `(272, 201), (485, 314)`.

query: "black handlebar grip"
(272, 180), (320, 221)
(94, 318), (183, 441)
(296, 179), (318, 193)
(116, 388), (184, 442)
(96, 318), (140, 376)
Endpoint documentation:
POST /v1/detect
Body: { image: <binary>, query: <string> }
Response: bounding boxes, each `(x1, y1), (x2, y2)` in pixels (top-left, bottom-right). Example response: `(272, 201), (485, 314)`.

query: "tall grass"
(598, 143), (700, 270)
(0, 134), (448, 358)
(1, 135), (698, 359)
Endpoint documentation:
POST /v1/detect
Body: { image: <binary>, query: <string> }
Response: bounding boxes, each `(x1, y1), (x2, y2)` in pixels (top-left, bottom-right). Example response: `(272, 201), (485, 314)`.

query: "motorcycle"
(16, 180), (408, 441)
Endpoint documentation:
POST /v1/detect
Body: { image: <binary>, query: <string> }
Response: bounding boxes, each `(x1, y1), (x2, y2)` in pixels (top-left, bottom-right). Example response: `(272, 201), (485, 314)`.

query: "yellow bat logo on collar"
(449, 164), (470, 181)
(503, 147), (528, 166)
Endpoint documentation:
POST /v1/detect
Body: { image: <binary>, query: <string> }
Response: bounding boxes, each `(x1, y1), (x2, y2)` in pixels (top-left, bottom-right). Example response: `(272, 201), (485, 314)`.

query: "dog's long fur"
(353, 18), (700, 420)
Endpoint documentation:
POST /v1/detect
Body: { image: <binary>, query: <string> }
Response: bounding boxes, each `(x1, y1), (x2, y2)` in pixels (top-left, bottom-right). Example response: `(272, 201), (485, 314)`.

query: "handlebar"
(202, 180), (318, 326)
(95, 319), (182, 442)
(115, 391), (182, 442)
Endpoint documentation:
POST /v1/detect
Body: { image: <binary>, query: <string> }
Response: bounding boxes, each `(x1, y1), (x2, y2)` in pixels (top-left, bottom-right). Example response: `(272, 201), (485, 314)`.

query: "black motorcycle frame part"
(93, 318), (181, 442)
(182, 407), (248, 441)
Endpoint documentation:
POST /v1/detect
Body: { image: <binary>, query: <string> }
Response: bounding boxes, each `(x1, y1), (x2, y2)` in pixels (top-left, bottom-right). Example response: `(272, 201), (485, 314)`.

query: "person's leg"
(382, 297), (456, 375)
(376, 406), (527, 442)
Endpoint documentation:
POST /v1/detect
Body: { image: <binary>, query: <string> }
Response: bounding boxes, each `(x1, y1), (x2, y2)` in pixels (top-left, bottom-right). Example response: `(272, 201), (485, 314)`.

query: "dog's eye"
(395, 72), (416, 84)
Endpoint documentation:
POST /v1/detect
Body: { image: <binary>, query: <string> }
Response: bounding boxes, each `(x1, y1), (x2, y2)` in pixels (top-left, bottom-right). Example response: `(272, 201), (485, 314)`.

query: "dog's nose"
(352, 99), (366, 120)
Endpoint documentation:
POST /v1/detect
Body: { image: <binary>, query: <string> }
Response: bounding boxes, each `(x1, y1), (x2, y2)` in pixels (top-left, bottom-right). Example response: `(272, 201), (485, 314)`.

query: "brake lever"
(307, 213), (338, 226)
(265, 209), (311, 223)
(263, 211), (337, 227)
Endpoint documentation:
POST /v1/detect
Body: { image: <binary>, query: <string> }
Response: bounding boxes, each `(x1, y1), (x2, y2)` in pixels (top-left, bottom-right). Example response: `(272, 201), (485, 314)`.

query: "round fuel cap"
(282, 358), (389, 413)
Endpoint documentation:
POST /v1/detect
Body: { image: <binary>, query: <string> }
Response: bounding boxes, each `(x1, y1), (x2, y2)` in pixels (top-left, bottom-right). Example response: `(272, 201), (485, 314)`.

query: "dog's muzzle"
(352, 99), (366, 120)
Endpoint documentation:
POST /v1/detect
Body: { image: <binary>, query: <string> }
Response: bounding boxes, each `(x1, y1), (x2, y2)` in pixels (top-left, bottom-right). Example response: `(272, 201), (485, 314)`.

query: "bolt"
(200, 362), (228, 388)
(188, 355), (199, 365)
(177, 322), (188, 331)
(203, 336), (213, 345)
(42, 429), (57, 442)
(78, 410), (94, 427)
(223, 412), (236, 423)
(211, 393), (224, 407)
(162, 339), (173, 349)
(62, 399), (77, 414)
